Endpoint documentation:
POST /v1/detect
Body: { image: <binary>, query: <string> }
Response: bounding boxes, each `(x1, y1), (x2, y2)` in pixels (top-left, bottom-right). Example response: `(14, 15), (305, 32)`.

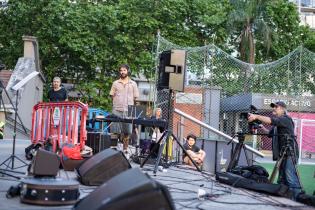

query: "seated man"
(183, 134), (206, 166)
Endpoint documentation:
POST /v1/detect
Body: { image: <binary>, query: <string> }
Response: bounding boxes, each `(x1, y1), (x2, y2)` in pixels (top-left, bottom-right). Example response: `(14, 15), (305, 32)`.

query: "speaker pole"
(141, 89), (201, 174)
(0, 72), (39, 175)
(165, 89), (173, 163)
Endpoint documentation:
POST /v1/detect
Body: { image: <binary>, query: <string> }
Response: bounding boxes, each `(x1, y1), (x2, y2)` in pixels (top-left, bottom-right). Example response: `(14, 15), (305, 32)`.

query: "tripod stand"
(0, 77), (28, 177)
(140, 89), (201, 174)
(227, 132), (251, 172)
(269, 139), (303, 188)
(140, 128), (202, 174)
(0, 88), (28, 171)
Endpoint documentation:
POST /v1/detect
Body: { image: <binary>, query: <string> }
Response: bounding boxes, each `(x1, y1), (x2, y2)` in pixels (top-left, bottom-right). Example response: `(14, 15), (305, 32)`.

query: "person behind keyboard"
(150, 108), (165, 141)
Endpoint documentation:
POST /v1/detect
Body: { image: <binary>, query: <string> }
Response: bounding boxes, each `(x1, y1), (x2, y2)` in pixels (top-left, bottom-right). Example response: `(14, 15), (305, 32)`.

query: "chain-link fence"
(153, 35), (315, 165)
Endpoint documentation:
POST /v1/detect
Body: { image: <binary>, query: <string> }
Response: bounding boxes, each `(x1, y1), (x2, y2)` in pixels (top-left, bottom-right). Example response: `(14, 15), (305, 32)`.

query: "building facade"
(291, 0), (315, 29)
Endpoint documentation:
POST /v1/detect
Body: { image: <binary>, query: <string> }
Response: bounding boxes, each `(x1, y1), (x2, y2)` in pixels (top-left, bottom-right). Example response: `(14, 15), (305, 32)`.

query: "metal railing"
(174, 108), (265, 157)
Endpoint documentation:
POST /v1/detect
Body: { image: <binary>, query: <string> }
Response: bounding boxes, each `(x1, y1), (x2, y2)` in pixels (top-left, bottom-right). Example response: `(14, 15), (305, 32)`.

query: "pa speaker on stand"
(157, 49), (187, 92)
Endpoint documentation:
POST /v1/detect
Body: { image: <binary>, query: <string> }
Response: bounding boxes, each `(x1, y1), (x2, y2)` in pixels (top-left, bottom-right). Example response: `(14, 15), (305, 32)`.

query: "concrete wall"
(3, 76), (43, 139)
(202, 87), (221, 138)
(196, 138), (254, 174)
(2, 36), (44, 140)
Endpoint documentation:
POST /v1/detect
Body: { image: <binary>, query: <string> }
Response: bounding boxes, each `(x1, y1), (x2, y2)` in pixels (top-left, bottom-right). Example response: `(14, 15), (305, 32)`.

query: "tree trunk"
(248, 27), (255, 64)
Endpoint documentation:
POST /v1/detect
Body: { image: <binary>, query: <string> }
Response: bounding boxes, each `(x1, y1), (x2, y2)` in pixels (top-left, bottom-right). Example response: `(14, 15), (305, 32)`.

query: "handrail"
(174, 108), (265, 157)
(5, 115), (31, 134)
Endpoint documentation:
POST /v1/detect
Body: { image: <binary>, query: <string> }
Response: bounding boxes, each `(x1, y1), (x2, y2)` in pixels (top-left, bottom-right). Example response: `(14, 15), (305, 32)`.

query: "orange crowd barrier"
(31, 102), (88, 152)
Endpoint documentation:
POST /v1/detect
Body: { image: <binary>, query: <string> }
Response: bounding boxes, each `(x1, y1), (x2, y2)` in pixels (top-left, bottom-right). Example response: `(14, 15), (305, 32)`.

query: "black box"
(87, 132), (111, 154)
(110, 134), (118, 147)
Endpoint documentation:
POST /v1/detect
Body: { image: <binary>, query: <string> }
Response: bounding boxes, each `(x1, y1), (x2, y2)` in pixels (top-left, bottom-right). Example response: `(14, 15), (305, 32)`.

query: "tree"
(0, 0), (119, 109)
(227, 0), (272, 64)
(1, 0), (315, 109)
(259, 0), (312, 62)
(0, 0), (231, 109)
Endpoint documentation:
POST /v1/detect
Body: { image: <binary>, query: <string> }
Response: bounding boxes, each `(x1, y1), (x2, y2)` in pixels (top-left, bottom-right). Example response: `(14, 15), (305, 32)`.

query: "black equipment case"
(20, 177), (80, 205)
(216, 172), (291, 197)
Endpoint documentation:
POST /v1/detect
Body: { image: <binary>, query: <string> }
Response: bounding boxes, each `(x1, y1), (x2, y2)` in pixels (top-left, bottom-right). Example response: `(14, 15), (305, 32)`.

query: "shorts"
(110, 109), (132, 135)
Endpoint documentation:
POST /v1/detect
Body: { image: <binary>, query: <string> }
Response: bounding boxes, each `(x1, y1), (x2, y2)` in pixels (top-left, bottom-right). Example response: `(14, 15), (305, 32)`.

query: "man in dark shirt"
(248, 101), (302, 200)
(48, 77), (68, 102)
(183, 134), (206, 166)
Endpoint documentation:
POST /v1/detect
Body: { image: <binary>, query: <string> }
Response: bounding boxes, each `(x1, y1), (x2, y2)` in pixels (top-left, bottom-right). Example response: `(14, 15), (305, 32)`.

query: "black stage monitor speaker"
(73, 168), (175, 210)
(76, 148), (131, 186)
(157, 49), (186, 92)
(28, 148), (60, 177)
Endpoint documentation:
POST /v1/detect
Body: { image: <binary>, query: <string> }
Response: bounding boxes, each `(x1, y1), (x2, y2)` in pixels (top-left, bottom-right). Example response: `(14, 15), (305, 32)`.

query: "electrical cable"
(146, 165), (306, 209)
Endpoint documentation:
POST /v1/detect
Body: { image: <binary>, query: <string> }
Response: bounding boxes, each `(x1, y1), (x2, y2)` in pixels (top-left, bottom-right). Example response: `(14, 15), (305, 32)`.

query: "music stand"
(0, 71), (39, 173)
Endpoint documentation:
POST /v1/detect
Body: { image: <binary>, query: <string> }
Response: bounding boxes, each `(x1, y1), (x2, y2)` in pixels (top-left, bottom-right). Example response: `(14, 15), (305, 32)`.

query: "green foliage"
(0, 0), (315, 108)
(228, 0), (272, 64)
(0, 0), (231, 109)
(77, 75), (113, 111)
(227, 0), (315, 64)
(261, 0), (310, 62)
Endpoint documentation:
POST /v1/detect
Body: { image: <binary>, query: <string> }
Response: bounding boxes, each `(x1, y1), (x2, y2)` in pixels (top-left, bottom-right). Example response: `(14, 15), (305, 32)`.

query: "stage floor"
(0, 139), (313, 210)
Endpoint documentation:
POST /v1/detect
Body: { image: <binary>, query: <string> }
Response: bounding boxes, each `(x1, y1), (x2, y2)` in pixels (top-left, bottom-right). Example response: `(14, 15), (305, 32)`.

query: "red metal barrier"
(31, 102), (88, 151)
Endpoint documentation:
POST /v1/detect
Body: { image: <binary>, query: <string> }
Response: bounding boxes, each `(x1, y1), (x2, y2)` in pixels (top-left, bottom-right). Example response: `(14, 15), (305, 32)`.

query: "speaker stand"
(141, 130), (201, 174)
(140, 89), (201, 174)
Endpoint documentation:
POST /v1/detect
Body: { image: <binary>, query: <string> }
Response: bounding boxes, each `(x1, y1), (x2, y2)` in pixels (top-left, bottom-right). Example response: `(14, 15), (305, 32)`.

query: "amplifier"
(109, 133), (119, 147)
(87, 132), (111, 154)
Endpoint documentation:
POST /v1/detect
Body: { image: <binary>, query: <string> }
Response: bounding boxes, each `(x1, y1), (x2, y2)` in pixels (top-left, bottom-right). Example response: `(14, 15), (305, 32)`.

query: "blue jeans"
(277, 156), (302, 200)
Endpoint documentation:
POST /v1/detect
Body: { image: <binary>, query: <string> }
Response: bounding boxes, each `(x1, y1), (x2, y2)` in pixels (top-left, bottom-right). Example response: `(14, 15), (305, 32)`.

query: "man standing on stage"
(109, 64), (139, 154)
(48, 77), (68, 102)
(248, 101), (302, 200)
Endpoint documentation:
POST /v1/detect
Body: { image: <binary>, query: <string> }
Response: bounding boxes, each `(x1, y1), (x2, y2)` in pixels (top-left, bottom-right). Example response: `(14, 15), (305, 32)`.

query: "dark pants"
(278, 156), (302, 200)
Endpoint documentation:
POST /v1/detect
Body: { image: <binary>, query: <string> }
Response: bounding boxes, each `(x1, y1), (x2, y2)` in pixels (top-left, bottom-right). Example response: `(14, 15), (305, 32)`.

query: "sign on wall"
(261, 96), (315, 112)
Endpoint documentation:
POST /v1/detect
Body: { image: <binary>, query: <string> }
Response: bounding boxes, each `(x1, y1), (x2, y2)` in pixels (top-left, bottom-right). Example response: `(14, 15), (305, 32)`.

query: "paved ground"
(0, 139), (313, 210)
